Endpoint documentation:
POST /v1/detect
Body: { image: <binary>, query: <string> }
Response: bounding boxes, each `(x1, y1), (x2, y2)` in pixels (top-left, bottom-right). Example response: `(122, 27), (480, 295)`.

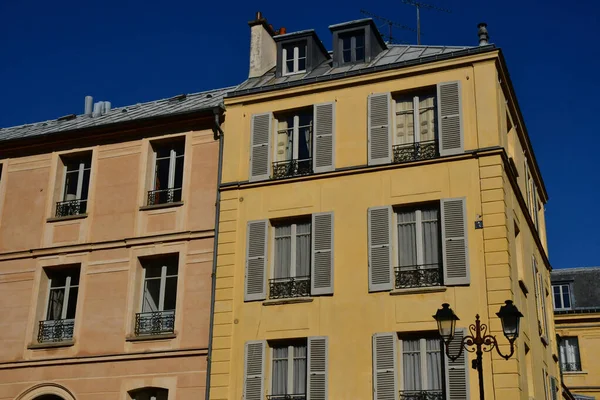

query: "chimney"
(248, 11), (277, 78)
(478, 23), (489, 46)
(92, 102), (102, 117)
(84, 96), (93, 116)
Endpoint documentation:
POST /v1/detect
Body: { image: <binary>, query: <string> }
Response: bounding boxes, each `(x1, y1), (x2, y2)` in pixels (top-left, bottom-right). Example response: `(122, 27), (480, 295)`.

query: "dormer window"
(340, 31), (365, 64)
(283, 42), (307, 75)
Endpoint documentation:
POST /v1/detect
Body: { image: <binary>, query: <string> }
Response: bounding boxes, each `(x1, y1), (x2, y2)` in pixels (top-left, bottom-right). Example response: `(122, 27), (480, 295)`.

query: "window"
(136, 255), (178, 336)
(270, 219), (311, 299)
(148, 139), (184, 205)
(560, 337), (582, 372)
(400, 335), (443, 399)
(56, 153), (91, 217)
(395, 204), (442, 289)
(130, 388), (168, 400)
(553, 284), (571, 310)
(340, 31), (365, 64)
(282, 42), (307, 75)
(38, 267), (80, 343)
(270, 340), (307, 399)
(393, 92), (438, 163)
(273, 109), (313, 179)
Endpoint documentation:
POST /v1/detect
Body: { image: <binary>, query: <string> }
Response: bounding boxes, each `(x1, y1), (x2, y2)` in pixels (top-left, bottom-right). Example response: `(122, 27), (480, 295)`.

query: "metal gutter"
(204, 105), (225, 400)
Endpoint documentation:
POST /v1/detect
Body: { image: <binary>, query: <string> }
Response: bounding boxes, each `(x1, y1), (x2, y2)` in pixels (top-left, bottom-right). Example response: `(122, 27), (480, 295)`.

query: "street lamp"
(433, 301), (523, 400)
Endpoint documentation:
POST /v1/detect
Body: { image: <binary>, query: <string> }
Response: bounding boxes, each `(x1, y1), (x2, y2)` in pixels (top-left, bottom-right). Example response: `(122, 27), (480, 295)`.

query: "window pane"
(342, 49), (352, 63)
(154, 157), (171, 190)
(402, 339), (421, 390)
(562, 287), (571, 308)
(426, 339), (442, 391)
(164, 276), (178, 311)
(342, 36), (352, 51)
(298, 44), (306, 58)
(63, 170), (79, 200)
(272, 346), (289, 395)
(422, 208), (440, 266)
(66, 287), (78, 319)
(395, 98), (415, 145)
(166, 263), (178, 276)
(50, 273), (67, 288)
(355, 46), (365, 62)
(143, 279), (161, 312)
(69, 269), (80, 286)
(296, 222), (311, 277)
(286, 59), (294, 73)
(419, 95), (436, 142)
(276, 117), (292, 162)
(174, 155), (184, 189)
(47, 289), (65, 320)
(155, 146), (171, 159)
(145, 265), (162, 278)
(81, 168), (91, 201)
(274, 225), (292, 279)
(397, 211), (417, 267)
(294, 344), (307, 394)
(298, 57), (306, 72)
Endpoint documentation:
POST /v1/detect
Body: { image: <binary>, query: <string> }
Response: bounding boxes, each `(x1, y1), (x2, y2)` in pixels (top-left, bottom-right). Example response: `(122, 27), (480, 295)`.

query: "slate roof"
(552, 267), (600, 313)
(230, 44), (496, 97)
(0, 86), (234, 144)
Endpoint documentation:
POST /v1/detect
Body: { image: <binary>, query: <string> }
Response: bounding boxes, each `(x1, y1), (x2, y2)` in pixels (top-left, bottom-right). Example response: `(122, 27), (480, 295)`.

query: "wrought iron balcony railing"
(561, 361), (582, 372)
(399, 390), (444, 400)
(266, 395), (307, 400)
(393, 140), (438, 164)
(395, 264), (443, 289)
(147, 187), (182, 206)
(38, 319), (75, 343)
(55, 199), (87, 217)
(134, 311), (175, 336)
(272, 158), (312, 180)
(269, 276), (311, 299)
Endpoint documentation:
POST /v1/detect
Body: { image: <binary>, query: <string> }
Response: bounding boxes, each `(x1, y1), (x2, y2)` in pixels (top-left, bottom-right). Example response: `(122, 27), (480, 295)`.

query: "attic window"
(340, 30), (365, 64)
(282, 41), (307, 75)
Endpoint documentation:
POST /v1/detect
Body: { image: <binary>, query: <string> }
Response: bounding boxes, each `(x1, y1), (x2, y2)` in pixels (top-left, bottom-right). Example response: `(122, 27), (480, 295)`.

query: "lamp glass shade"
(433, 303), (459, 342)
(496, 300), (524, 342)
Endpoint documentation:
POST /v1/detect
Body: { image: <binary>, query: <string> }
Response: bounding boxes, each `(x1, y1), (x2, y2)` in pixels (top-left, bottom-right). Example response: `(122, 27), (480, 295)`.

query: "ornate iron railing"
(147, 188), (182, 206)
(266, 395), (306, 400)
(561, 361), (582, 372)
(134, 311), (175, 336)
(38, 319), (75, 343)
(395, 264), (443, 289)
(399, 390), (444, 400)
(55, 199), (87, 217)
(269, 276), (311, 299)
(272, 159), (312, 180)
(393, 140), (437, 164)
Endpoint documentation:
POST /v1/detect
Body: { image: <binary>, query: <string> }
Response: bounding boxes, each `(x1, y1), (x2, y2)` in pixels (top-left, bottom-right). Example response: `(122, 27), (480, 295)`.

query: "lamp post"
(433, 301), (523, 400)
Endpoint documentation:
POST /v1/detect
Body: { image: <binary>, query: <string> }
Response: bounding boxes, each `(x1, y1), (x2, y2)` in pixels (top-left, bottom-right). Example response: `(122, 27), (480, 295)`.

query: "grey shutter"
(445, 328), (469, 400)
(368, 206), (394, 292)
(311, 212), (334, 295)
(307, 336), (328, 400)
(250, 113), (272, 181)
(245, 220), (268, 301)
(372, 333), (398, 400)
(441, 198), (469, 285)
(243, 340), (266, 400)
(368, 93), (392, 165)
(313, 102), (335, 173)
(551, 377), (558, 400)
(437, 81), (463, 156)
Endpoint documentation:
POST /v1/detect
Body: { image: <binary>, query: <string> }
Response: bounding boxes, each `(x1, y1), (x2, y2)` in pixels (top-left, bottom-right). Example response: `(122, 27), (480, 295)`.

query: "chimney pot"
(84, 96), (93, 116)
(256, 11), (262, 20)
(478, 22), (489, 46)
(279, 27), (287, 35)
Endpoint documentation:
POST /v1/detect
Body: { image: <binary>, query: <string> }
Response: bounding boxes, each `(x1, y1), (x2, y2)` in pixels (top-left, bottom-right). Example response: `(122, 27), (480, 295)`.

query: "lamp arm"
(483, 335), (516, 360)
(444, 334), (474, 362)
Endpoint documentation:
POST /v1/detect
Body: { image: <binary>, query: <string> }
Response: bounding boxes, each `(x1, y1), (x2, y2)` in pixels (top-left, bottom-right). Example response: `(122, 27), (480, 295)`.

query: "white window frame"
(399, 336), (443, 392)
(61, 157), (91, 202)
(393, 93), (437, 146)
(141, 262), (178, 313)
(271, 221), (311, 279)
(44, 269), (79, 321)
(274, 111), (313, 163)
(151, 143), (184, 191)
(394, 205), (441, 269)
(270, 343), (307, 396)
(282, 43), (307, 76)
(553, 284), (572, 310)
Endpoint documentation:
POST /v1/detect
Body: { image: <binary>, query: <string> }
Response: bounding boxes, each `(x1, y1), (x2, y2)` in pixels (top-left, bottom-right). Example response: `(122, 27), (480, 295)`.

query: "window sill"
(139, 201), (184, 211)
(519, 279), (529, 296)
(390, 286), (447, 296)
(563, 371), (587, 375)
(125, 333), (177, 342)
(28, 340), (75, 349)
(47, 213), (88, 223)
(263, 297), (314, 306)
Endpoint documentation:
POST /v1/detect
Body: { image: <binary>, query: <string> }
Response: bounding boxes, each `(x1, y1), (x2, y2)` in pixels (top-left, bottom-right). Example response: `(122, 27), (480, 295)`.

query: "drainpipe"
(205, 105), (225, 400)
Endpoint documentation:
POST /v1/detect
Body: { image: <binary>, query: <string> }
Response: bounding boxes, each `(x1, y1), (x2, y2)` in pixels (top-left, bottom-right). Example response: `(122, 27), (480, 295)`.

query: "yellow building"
(208, 14), (561, 400)
(552, 267), (600, 400)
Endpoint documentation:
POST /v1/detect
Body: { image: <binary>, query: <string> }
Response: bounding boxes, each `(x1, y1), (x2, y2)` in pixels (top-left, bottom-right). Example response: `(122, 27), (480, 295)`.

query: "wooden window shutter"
(368, 206), (394, 292)
(372, 333), (398, 400)
(441, 198), (470, 285)
(250, 113), (272, 181)
(368, 93), (392, 165)
(243, 340), (266, 400)
(245, 220), (268, 301)
(437, 81), (464, 156)
(307, 336), (328, 400)
(445, 328), (469, 400)
(311, 212), (334, 295)
(313, 102), (336, 173)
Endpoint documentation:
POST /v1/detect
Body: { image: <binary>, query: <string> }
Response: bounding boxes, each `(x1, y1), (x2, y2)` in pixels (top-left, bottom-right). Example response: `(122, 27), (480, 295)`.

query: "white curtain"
(274, 225), (292, 279)
(276, 118), (292, 162)
(397, 210), (417, 268)
(402, 339), (422, 391)
(561, 338), (580, 364)
(296, 222), (311, 277)
(419, 95), (436, 142)
(426, 339), (443, 391)
(395, 97), (414, 145)
(293, 345), (307, 394)
(421, 208), (440, 267)
(47, 289), (65, 320)
(272, 346), (289, 395)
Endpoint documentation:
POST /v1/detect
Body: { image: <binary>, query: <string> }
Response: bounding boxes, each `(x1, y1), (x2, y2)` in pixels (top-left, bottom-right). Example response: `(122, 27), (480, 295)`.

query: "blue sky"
(1, 0), (598, 269)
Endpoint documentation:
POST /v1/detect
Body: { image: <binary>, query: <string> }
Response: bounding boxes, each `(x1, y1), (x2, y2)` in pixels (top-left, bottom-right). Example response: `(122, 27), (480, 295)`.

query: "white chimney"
(478, 23), (489, 46)
(248, 11), (277, 78)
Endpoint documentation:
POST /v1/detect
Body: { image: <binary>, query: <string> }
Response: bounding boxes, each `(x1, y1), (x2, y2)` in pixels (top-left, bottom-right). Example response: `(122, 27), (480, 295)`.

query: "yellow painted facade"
(209, 45), (560, 400)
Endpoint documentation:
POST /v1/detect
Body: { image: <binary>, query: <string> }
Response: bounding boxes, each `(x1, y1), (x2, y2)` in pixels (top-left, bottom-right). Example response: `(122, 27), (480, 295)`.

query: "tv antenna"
(360, 9), (416, 44)
(402, 0), (451, 45)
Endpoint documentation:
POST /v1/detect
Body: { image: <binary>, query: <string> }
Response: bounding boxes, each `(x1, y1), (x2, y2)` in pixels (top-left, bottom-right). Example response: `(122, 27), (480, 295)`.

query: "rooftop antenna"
(360, 9), (416, 44)
(402, 0), (451, 45)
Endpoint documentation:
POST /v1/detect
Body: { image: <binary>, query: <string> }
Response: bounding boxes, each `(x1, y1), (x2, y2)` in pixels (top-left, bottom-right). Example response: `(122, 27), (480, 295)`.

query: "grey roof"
(552, 267), (600, 313)
(230, 44), (495, 97)
(0, 86), (234, 144)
